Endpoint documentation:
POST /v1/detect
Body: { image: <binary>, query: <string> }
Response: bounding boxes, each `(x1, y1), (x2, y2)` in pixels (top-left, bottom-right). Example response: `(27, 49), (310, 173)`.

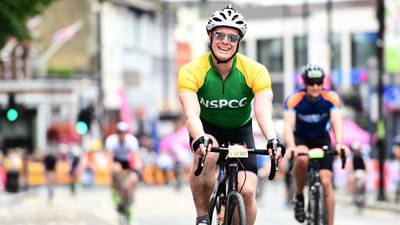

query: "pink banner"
(119, 88), (133, 133)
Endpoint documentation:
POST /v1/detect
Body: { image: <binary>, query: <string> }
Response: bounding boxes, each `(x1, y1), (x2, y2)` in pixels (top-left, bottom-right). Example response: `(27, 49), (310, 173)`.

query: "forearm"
(284, 127), (296, 150)
(185, 114), (206, 140)
(331, 110), (343, 147)
(257, 116), (277, 140)
(254, 91), (277, 140)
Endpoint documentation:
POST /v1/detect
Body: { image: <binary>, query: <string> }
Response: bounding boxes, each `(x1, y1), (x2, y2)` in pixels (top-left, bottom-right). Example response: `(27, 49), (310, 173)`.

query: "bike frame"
(196, 144), (280, 225)
(114, 170), (131, 225)
(289, 146), (346, 225)
(307, 151), (327, 225)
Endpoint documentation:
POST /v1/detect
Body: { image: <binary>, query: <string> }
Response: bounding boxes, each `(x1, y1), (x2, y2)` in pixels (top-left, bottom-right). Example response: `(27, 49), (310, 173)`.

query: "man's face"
(304, 79), (323, 99)
(209, 26), (240, 61)
(117, 130), (126, 142)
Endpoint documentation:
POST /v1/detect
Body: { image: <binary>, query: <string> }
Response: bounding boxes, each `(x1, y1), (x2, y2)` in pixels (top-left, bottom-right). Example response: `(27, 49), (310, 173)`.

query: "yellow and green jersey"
(178, 52), (272, 129)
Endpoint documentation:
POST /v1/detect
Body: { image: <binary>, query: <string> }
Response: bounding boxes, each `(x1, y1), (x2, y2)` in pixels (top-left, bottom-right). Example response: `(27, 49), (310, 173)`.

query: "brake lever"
(268, 140), (278, 180)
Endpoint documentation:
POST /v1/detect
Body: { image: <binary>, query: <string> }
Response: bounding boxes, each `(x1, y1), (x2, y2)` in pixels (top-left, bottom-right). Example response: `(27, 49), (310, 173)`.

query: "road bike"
(353, 169), (366, 213)
(288, 146), (346, 225)
(113, 171), (133, 225)
(195, 142), (282, 225)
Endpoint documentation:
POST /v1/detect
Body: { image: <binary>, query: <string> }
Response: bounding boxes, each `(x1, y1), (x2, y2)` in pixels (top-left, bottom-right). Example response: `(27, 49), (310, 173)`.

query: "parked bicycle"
(195, 143), (282, 225)
(288, 145), (346, 225)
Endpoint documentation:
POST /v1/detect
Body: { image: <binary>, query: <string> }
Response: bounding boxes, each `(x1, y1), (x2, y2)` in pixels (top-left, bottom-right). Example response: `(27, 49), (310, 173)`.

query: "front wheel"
(224, 192), (246, 225)
(307, 185), (327, 225)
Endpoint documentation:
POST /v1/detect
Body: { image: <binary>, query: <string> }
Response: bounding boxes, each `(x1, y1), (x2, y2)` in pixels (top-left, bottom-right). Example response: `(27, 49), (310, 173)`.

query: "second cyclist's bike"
(289, 146), (346, 225)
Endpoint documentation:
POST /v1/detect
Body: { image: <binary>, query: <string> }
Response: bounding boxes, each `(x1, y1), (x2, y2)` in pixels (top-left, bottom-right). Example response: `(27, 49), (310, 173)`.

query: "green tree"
(0, 0), (56, 50)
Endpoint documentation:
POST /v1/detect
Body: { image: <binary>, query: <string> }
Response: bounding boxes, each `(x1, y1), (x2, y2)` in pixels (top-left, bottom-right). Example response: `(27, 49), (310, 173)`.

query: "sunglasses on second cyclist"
(212, 31), (240, 43)
(306, 80), (323, 86)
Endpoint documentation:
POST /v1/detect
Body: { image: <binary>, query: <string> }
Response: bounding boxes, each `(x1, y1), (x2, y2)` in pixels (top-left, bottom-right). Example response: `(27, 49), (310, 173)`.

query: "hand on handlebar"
(192, 135), (213, 156)
(335, 144), (350, 157)
(336, 144), (349, 169)
(266, 138), (286, 161)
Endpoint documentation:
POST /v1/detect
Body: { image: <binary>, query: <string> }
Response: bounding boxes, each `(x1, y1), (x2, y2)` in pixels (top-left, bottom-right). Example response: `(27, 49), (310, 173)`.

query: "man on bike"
(177, 4), (285, 225)
(105, 121), (140, 220)
(283, 64), (347, 225)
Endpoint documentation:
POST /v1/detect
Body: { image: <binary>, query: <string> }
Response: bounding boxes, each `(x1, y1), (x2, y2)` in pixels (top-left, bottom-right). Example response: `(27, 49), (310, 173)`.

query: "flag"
(52, 20), (83, 44)
(119, 88), (133, 133)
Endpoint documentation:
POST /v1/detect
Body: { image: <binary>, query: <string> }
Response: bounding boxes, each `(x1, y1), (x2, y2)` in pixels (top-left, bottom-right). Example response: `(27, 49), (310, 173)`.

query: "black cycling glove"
(267, 138), (286, 157)
(192, 135), (213, 152)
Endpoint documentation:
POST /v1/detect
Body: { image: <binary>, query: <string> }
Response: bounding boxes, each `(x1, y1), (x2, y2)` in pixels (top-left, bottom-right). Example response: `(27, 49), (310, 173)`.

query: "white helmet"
(351, 141), (361, 150)
(117, 121), (129, 132)
(206, 4), (247, 37)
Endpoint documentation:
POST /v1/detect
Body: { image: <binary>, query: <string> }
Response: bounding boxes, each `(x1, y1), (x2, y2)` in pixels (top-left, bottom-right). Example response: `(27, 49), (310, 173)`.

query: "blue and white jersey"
(284, 87), (341, 139)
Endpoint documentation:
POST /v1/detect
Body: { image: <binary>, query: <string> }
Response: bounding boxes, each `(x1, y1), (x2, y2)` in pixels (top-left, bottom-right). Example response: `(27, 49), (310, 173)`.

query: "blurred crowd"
(0, 118), (399, 204)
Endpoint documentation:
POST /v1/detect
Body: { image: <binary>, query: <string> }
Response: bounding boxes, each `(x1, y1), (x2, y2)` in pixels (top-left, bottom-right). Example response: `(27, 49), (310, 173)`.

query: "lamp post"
(376, 0), (386, 201)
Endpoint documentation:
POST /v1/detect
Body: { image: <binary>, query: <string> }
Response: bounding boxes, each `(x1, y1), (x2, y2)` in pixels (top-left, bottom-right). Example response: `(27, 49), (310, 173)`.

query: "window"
(351, 32), (378, 68)
(330, 33), (341, 71)
(257, 38), (283, 72)
(294, 36), (308, 71)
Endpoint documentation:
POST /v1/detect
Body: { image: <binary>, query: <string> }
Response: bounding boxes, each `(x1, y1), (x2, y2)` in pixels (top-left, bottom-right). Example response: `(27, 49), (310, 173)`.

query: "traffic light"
(6, 107), (19, 122)
(75, 106), (93, 135)
(5, 93), (20, 122)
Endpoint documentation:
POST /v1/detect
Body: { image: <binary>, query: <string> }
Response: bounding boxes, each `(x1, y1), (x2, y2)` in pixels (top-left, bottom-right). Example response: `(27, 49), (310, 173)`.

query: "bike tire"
(208, 194), (218, 225)
(307, 185), (327, 225)
(224, 192), (246, 225)
(354, 179), (365, 214)
(117, 194), (131, 225)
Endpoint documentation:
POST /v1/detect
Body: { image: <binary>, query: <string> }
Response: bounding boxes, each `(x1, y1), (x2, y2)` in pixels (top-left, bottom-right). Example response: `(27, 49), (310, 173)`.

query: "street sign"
(383, 85), (400, 111)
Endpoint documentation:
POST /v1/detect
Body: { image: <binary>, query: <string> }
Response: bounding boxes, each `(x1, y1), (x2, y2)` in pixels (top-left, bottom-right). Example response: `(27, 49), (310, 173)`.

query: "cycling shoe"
(293, 194), (305, 223)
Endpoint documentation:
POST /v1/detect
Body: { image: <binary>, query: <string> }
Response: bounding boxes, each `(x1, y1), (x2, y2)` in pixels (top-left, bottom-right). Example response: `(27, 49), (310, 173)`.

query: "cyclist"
(177, 4), (285, 225)
(283, 64), (348, 225)
(105, 121), (140, 220)
(348, 140), (368, 202)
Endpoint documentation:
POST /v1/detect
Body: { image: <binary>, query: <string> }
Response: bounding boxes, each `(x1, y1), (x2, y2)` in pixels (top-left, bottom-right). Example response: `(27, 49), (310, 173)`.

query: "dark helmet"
(301, 64), (325, 83)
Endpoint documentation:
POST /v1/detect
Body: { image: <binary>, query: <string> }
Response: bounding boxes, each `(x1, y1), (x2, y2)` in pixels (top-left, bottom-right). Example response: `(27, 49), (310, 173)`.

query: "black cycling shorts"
(190, 119), (258, 174)
(294, 134), (333, 171)
(113, 158), (132, 171)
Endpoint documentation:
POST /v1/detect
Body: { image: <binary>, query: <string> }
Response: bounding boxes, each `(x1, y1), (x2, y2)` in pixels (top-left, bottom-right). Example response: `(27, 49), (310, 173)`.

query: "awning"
(330, 119), (370, 146)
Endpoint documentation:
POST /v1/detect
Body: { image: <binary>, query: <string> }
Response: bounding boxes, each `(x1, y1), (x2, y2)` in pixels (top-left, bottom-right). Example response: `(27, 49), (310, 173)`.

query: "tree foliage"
(0, 0), (57, 49)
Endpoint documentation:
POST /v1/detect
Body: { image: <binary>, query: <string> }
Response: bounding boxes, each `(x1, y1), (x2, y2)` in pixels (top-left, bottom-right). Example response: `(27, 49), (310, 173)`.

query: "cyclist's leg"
(111, 161), (123, 203)
(238, 170), (257, 225)
(320, 169), (334, 225)
(291, 144), (309, 222)
(314, 143), (334, 223)
(126, 170), (138, 201)
(189, 134), (219, 224)
(292, 145), (309, 194)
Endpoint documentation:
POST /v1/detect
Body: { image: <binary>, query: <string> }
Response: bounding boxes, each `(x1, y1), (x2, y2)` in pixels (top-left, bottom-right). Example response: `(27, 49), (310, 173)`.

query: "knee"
(321, 177), (334, 196)
(240, 184), (256, 203)
(294, 157), (308, 168)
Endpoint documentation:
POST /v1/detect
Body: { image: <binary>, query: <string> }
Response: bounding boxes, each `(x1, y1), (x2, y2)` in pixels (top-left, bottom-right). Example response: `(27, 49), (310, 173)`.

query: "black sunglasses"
(212, 31), (240, 43)
(306, 80), (323, 86)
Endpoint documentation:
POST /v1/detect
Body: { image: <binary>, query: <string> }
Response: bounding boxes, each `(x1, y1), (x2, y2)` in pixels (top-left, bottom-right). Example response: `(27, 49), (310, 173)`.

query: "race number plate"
(228, 145), (248, 158)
